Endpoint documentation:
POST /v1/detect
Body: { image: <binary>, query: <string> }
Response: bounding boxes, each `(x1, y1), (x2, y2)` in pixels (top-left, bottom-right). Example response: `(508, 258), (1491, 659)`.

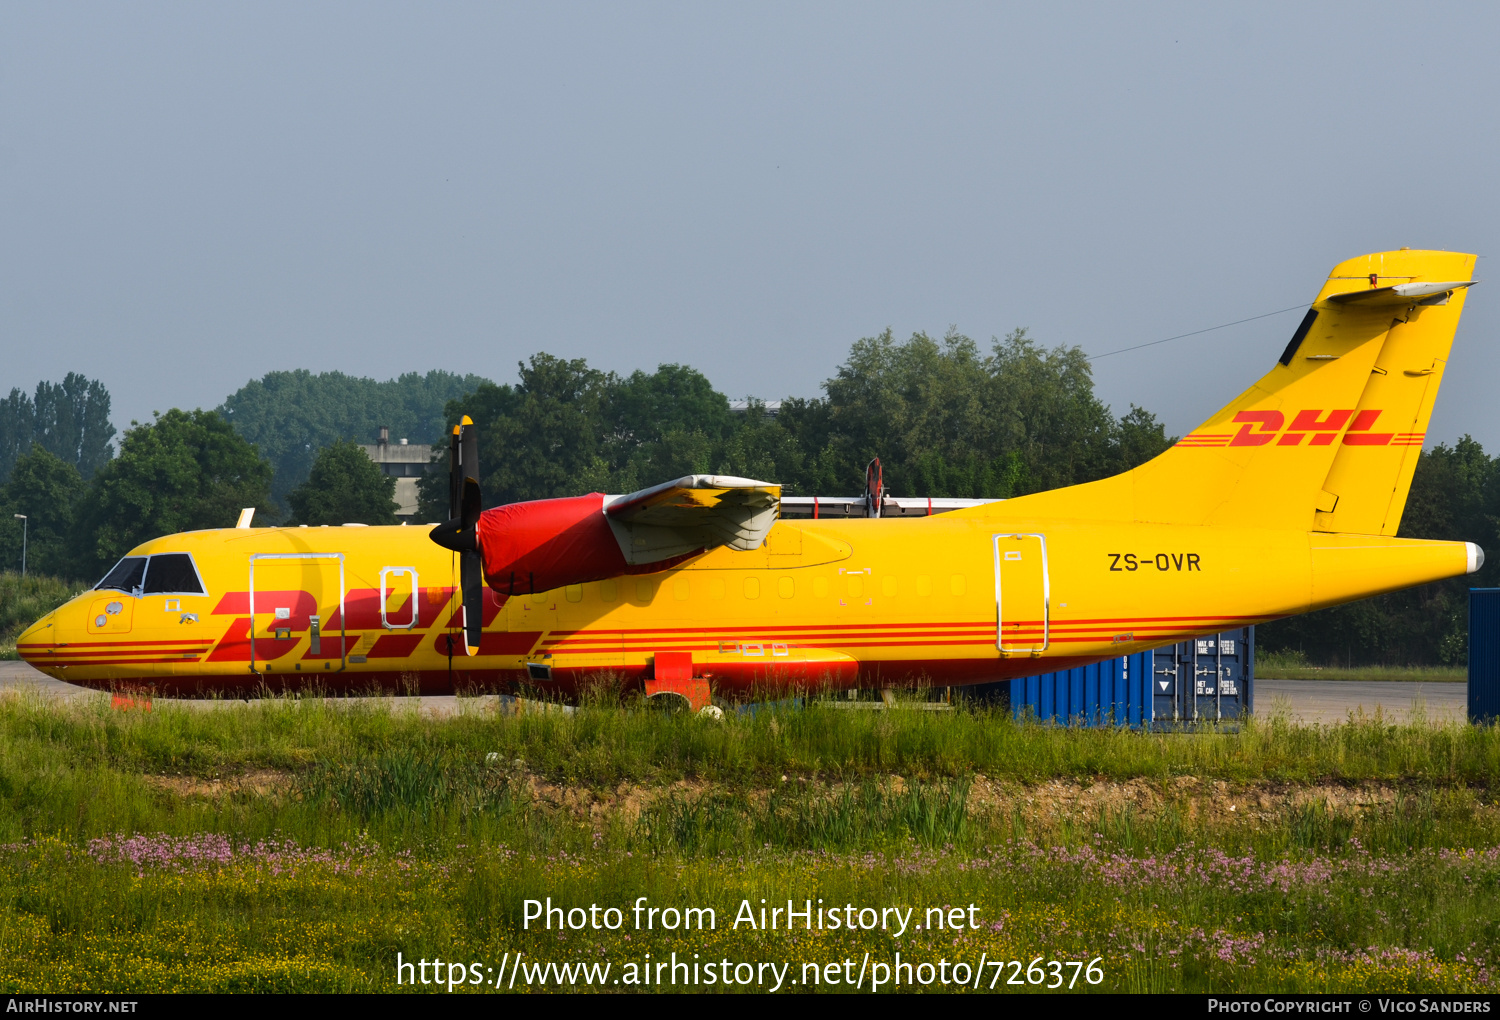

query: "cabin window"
(813, 577), (829, 598)
(142, 553), (207, 595)
(673, 577), (691, 601)
(96, 557), (147, 593)
(778, 577), (794, 599)
(882, 575), (898, 597)
(743, 577), (760, 600)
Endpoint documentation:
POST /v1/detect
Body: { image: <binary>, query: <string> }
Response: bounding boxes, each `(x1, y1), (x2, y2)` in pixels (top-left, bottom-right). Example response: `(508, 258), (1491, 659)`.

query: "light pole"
(12, 515), (25, 578)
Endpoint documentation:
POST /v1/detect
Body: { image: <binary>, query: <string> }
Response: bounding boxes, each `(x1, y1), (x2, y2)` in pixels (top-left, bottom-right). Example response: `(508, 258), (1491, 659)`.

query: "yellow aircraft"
(16, 249), (1483, 706)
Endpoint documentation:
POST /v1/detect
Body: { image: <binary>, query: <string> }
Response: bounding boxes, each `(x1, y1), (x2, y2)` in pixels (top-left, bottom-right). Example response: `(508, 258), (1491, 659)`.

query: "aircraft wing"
(604, 475), (781, 565)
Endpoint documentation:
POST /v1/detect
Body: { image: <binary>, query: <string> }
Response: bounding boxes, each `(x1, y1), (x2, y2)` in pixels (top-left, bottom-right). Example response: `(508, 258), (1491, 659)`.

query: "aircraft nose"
(1467, 542), (1486, 575)
(14, 613), (55, 664)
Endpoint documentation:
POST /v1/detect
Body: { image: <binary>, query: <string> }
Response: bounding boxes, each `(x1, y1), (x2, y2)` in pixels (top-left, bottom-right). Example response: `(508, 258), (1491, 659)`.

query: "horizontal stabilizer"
(605, 475), (781, 564)
(1325, 280), (1475, 306)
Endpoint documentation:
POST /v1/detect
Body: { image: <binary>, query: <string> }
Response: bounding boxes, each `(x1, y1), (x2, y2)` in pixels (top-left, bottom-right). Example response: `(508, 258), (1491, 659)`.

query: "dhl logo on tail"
(1178, 410), (1424, 448)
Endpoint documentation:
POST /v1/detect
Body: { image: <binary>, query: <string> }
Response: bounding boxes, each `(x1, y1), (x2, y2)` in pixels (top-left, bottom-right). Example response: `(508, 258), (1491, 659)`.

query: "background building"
(359, 426), (431, 519)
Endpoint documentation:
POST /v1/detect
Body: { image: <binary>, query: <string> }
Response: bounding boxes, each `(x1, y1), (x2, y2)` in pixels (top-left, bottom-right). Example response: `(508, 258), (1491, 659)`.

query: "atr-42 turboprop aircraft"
(16, 250), (1485, 705)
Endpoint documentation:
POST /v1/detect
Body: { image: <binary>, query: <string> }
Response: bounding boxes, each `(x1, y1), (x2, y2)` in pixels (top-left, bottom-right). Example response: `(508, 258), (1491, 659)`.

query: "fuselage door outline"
(993, 533), (1050, 657)
(248, 552), (347, 674)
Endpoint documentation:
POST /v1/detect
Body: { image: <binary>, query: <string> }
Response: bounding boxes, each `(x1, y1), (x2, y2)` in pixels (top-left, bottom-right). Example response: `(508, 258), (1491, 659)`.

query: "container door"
(993, 533), (1049, 656)
(249, 553), (346, 675)
(1192, 628), (1252, 720)
(1150, 628), (1254, 725)
(1151, 645), (1180, 722)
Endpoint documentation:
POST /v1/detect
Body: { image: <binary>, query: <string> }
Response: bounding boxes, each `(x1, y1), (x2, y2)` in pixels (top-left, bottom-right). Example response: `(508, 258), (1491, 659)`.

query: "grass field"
(0, 690), (1495, 993)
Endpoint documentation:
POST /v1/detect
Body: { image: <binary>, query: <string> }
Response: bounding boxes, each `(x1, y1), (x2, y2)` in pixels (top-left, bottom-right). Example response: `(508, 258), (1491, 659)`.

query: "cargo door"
(993, 533), (1049, 656)
(248, 553), (346, 675)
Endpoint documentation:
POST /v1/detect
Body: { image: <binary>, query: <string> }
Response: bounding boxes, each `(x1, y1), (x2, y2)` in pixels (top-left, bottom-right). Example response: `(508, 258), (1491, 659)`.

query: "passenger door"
(993, 533), (1049, 657)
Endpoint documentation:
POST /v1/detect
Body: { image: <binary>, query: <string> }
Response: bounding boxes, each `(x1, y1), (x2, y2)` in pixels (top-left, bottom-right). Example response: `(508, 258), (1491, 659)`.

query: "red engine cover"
(476, 494), (700, 596)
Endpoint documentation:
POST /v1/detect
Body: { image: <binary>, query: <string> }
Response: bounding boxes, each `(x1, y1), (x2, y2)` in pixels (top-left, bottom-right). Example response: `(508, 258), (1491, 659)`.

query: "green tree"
(984, 327), (1123, 490)
(219, 369), (488, 509)
(417, 336), (1174, 513)
(0, 374), (116, 484)
(714, 401), (824, 490)
(0, 445), (88, 579)
(479, 355), (613, 505)
(419, 355), (614, 517)
(812, 326), (1169, 497)
(603, 364), (734, 492)
(286, 440), (399, 526)
(819, 328), (990, 494)
(418, 359), (843, 517)
(1115, 404), (1175, 470)
(76, 409), (274, 575)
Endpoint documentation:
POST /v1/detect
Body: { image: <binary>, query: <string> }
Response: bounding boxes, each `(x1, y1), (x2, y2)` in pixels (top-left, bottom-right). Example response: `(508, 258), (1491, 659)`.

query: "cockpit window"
(96, 557), (147, 593)
(142, 553), (206, 595)
(95, 553), (207, 595)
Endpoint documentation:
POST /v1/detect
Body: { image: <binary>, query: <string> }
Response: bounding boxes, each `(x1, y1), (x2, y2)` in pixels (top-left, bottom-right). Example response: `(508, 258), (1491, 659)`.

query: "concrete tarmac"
(0, 660), (486, 715)
(0, 660), (1473, 725)
(1255, 678), (1468, 726)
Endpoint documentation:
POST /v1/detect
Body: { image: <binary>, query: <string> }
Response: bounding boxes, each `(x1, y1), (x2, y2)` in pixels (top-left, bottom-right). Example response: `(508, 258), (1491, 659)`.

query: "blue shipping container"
(1469, 589), (1500, 723)
(1147, 627), (1255, 724)
(1010, 652), (1152, 727)
(1005, 627), (1254, 729)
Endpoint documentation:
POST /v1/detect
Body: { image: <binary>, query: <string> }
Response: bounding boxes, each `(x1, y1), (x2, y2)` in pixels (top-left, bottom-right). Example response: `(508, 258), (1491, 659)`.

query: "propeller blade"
(460, 417), (479, 509)
(429, 415), (485, 656)
(448, 423), (461, 521)
(460, 474), (483, 654)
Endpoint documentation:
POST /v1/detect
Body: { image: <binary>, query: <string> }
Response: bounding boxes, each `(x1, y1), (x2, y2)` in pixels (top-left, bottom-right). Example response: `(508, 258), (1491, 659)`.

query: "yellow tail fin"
(1000, 249), (1476, 532)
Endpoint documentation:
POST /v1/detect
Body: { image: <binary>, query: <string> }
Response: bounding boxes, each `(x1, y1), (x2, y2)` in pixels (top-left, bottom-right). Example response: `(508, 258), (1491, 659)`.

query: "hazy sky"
(4, 2), (1498, 450)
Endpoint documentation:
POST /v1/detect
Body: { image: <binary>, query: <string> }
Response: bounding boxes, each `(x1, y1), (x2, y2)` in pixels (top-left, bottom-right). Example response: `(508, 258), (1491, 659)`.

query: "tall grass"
(1, 691), (1492, 792)
(0, 692), (1495, 854)
(0, 573), (82, 659)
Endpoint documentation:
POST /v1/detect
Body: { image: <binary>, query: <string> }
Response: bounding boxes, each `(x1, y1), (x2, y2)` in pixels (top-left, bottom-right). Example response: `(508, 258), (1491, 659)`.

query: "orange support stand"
(645, 652), (712, 711)
(111, 692), (152, 713)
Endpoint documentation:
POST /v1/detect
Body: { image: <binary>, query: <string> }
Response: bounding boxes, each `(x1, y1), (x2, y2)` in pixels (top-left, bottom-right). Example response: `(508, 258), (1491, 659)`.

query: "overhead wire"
(1087, 303), (1308, 361)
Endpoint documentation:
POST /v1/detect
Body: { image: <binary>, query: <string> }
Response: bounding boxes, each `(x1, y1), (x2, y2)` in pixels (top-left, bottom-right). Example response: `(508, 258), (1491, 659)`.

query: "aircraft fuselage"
(16, 513), (1470, 696)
